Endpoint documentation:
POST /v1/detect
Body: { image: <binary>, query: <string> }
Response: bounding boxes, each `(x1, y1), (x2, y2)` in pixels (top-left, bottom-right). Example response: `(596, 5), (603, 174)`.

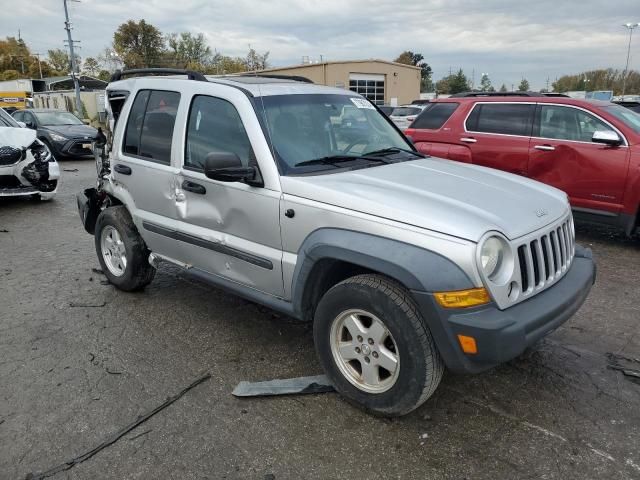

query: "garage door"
(349, 74), (385, 105)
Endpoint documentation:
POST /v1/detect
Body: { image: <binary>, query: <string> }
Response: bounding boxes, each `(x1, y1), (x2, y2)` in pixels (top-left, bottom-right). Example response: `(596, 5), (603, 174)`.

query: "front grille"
(68, 140), (93, 156)
(515, 216), (574, 299)
(0, 146), (24, 166)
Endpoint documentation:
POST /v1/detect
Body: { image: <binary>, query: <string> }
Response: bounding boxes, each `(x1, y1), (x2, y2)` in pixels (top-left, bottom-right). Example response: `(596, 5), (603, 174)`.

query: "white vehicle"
(389, 105), (427, 130)
(78, 69), (595, 416)
(0, 108), (59, 199)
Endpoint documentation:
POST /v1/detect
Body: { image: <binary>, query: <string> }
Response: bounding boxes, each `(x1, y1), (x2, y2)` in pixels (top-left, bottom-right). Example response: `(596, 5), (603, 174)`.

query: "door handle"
(181, 180), (206, 195)
(113, 164), (132, 175)
(534, 145), (555, 151)
(460, 137), (477, 143)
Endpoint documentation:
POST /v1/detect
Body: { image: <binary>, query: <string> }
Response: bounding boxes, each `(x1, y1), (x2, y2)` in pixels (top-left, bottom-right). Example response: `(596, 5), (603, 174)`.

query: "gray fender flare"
(290, 228), (475, 318)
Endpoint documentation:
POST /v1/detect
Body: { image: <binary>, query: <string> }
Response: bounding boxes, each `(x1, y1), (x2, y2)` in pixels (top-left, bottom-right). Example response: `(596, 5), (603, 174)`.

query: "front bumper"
(0, 158), (59, 197)
(412, 245), (596, 374)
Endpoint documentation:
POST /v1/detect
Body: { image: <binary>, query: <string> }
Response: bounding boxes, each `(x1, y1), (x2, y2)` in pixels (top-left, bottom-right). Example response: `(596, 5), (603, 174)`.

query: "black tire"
(94, 206), (155, 291)
(313, 274), (444, 416)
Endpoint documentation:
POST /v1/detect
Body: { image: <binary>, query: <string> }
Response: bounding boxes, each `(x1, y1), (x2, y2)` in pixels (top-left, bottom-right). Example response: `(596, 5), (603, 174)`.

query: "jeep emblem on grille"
(535, 208), (548, 218)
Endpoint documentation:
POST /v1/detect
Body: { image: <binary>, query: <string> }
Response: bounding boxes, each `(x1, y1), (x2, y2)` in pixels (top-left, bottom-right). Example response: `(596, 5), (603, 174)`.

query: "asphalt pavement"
(1, 160), (639, 480)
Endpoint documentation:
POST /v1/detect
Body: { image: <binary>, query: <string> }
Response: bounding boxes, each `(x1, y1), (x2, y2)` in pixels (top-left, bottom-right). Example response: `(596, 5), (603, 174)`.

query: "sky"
(4, 0), (640, 90)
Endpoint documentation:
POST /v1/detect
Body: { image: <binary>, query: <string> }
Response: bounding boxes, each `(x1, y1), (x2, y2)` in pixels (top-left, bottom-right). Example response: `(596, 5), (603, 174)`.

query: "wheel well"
(300, 259), (387, 322)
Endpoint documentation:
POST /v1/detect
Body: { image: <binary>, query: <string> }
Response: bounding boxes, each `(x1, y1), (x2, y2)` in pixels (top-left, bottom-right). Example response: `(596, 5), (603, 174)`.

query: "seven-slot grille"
(516, 216), (574, 299)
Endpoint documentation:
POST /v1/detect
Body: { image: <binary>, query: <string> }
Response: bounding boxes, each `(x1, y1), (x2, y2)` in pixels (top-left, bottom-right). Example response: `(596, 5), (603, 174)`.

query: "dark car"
(12, 109), (98, 159)
(613, 100), (640, 113)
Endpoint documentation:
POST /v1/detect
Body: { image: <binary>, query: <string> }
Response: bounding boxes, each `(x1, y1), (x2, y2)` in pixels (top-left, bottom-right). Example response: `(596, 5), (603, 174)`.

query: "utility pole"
(63, 0), (83, 116)
(32, 53), (43, 79)
(622, 23), (639, 96)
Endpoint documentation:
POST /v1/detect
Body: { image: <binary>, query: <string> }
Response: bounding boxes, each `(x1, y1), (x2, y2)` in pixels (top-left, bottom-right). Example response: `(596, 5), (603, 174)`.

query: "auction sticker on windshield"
(350, 98), (375, 109)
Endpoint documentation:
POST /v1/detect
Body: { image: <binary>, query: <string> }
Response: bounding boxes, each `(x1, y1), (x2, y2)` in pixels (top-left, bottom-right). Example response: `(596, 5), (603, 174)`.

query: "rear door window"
(466, 103), (535, 136)
(123, 89), (180, 164)
(412, 103), (458, 129)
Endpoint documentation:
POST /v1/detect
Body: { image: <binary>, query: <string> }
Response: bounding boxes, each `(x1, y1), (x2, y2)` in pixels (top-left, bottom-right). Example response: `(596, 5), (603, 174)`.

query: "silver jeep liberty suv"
(78, 69), (596, 416)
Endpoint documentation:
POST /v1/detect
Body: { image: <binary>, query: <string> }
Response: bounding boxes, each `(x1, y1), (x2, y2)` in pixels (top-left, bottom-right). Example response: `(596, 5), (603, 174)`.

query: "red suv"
(405, 94), (640, 235)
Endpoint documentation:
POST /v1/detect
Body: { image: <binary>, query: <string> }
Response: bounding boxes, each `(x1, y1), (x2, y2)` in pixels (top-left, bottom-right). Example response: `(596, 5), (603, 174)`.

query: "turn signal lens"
(457, 335), (478, 354)
(434, 288), (490, 308)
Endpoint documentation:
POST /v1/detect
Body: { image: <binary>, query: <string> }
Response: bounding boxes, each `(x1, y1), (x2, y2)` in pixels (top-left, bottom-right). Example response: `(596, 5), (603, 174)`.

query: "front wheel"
(313, 274), (444, 416)
(94, 206), (155, 291)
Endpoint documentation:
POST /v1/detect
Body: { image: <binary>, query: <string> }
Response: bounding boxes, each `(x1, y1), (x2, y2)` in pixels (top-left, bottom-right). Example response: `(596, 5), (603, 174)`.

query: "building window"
(348, 74), (385, 105)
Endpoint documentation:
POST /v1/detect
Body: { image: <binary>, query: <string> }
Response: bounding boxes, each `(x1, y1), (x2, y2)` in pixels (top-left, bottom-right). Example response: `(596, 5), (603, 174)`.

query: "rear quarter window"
(411, 103), (459, 129)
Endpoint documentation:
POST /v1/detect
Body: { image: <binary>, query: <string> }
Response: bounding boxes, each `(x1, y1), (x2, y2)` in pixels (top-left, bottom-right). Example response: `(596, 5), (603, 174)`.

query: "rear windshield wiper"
(363, 147), (425, 158)
(294, 155), (391, 168)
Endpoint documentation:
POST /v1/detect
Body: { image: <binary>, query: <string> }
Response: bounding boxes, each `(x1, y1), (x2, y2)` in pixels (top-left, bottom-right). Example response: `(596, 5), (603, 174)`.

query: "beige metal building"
(257, 59), (421, 106)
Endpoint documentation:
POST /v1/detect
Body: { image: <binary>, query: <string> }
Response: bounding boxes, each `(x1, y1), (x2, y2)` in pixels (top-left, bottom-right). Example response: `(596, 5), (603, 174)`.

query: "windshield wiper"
(294, 155), (391, 168)
(363, 147), (425, 158)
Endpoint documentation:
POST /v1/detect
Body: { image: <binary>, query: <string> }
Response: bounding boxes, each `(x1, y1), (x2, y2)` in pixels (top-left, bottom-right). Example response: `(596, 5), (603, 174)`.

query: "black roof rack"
(235, 74), (314, 84)
(541, 92), (570, 97)
(449, 91), (545, 98)
(110, 68), (207, 82)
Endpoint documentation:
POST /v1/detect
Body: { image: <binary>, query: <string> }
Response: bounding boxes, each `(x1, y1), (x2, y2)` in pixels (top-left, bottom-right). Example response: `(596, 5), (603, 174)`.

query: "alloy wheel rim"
(330, 309), (400, 394)
(100, 225), (127, 277)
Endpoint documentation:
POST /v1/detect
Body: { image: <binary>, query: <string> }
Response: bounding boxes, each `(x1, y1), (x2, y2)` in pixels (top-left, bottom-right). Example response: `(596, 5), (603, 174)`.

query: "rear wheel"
(313, 274), (444, 416)
(94, 206), (155, 291)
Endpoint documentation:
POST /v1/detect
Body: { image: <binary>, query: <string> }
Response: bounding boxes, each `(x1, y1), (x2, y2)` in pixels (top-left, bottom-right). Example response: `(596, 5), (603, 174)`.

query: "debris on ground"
(69, 301), (106, 308)
(0, 229), (9, 233)
(232, 375), (334, 397)
(606, 353), (640, 385)
(63, 168), (79, 172)
(25, 373), (211, 479)
(91, 268), (103, 274)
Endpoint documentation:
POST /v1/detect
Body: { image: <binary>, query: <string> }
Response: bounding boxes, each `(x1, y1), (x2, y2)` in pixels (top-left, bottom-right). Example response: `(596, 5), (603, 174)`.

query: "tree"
(167, 32), (213, 68)
(480, 73), (492, 92)
(47, 48), (81, 74)
(0, 70), (20, 80)
(97, 46), (124, 73)
(97, 69), (112, 81)
(499, 83), (508, 92)
(83, 57), (100, 76)
(450, 69), (470, 93)
(551, 68), (640, 95)
(394, 50), (433, 92)
(244, 47), (269, 71)
(0, 37), (31, 77)
(113, 19), (165, 68)
(518, 78), (530, 92)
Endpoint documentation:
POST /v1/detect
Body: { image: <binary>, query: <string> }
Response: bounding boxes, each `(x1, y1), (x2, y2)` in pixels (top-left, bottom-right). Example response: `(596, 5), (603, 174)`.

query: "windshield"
(601, 104), (640, 134)
(34, 111), (84, 126)
(0, 108), (20, 127)
(259, 94), (413, 174)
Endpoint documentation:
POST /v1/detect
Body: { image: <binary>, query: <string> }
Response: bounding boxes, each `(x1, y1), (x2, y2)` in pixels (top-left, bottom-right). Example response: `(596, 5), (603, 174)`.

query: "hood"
(0, 127), (37, 148)
(43, 124), (98, 139)
(280, 158), (569, 242)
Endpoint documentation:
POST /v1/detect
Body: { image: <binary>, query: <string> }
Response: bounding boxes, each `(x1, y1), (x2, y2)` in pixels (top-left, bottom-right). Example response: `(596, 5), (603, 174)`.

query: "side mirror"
(16, 121), (26, 128)
(83, 120), (91, 125)
(25, 121), (36, 129)
(204, 152), (263, 187)
(592, 130), (621, 146)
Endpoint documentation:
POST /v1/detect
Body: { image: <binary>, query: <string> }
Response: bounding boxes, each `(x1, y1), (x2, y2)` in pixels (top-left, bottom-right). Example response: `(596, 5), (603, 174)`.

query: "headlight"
(478, 234), (513, 284)
(49, 132), (68, 142)
(481, 236), (503, 278)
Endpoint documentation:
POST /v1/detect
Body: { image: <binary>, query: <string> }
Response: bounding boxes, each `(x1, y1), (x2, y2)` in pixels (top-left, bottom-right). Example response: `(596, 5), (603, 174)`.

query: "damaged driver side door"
(173, 93), (284, 297)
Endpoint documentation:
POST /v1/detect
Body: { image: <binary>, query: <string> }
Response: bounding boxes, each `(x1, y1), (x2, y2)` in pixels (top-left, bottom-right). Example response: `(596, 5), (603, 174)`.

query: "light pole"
(63, 0), (83, 116)
(622, 22), (639, 96)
